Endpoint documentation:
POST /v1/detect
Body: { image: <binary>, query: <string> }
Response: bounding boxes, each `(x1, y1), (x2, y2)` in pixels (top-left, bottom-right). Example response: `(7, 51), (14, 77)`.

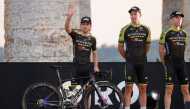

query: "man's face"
(171, 16), (183, 27)
(80, 22), (91, 33)
(130, 11), (141, 23)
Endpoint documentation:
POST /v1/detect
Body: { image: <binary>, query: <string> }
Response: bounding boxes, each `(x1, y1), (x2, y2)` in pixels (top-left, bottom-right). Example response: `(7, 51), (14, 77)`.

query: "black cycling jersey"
(118, 23), (151, 63)
(159, 27), (188, 61)
(69, 29), (96, 64)
(118, 23), (151, 84)
(159, 27), (189, 85)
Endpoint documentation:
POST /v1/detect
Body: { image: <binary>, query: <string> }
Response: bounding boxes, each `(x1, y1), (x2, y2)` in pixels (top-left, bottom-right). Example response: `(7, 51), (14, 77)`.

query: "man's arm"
(118, 26), (128, 60)
(145, 26), (151, 54)
(118, 43), (126, 60)
(159, 44), (166, 64)
(145, 43), (151, 54)
(90, 37), (99, 72)
(92, 50), (100, 72)
(185, 31), (189, 47)
(159, 32), (166, 63)
(65, 3), (75, 33)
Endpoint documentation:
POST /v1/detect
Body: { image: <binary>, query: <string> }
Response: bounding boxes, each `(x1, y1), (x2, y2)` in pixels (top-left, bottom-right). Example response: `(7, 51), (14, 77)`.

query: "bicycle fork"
(91, 81), (108, 107)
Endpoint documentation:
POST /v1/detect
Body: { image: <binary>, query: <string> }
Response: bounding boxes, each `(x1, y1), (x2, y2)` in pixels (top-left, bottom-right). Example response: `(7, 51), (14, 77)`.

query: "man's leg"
(76, 63), (92, 108)
(136, 63), (148, 109)
(178, 70), (190, 109)
(181, 85), (190, 109)
(124, 84), (133, 109)
(164, 85), (174, 109)
(124, 62), (135, 109)
(176, 62), (190, 109)
(164, 62), (174, 109)
(139, 84), (147, 109)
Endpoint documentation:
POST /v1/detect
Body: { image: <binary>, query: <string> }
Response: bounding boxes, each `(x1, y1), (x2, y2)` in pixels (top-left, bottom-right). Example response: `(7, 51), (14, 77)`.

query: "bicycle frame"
(22, 66), (123, 109)
(54, 67), (108, 107)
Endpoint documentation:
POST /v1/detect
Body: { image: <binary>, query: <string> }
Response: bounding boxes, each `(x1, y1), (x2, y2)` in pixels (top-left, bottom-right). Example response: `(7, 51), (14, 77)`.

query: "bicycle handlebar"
(50, 65), (112, 80)
(93, 70), (112, 78)
(50, 65), (65, 70)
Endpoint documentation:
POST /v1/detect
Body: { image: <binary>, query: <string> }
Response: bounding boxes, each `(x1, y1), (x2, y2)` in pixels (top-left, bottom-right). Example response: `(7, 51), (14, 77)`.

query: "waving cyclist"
(65, 3), (99, 85)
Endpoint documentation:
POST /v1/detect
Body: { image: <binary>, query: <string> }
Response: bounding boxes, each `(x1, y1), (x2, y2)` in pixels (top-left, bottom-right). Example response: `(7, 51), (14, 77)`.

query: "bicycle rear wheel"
(22, 82), (62, 109)
(83, 81), (124, 109)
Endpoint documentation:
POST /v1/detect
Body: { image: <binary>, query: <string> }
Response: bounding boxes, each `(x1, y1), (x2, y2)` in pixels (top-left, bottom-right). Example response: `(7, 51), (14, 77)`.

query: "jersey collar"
(130, 22), (141, 27)
(78, 30), (92, 36)
(170, 26), (182, 32)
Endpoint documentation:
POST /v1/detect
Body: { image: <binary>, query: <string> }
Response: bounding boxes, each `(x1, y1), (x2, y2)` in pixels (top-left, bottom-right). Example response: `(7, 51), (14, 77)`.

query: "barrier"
(0, 62), (189, 109)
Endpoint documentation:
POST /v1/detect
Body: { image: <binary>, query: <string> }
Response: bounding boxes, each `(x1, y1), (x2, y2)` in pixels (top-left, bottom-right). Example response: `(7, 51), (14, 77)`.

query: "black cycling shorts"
(73, 63), (93, 85)
(165, 61), (188, 85)
(125, 62), (148, 84)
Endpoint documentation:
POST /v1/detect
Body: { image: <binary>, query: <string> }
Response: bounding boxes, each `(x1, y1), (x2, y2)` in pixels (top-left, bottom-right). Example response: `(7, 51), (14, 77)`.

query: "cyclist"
(159, 11), (190, 109)
(118, 6), (151, 109)
(65, 3), (99, 85)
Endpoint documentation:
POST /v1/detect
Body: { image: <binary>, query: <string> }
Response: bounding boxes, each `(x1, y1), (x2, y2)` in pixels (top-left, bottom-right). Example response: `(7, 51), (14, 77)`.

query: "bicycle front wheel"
(22, 82), (62, 109)
(83, 81), (124, 109)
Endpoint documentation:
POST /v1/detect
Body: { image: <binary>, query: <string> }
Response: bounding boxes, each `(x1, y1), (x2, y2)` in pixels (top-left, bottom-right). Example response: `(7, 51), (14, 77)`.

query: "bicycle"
(22, 65), (124, 109)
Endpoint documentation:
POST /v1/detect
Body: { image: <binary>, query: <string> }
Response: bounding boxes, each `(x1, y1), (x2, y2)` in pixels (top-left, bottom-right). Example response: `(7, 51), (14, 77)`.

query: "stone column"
(4, 0), (91, 62)
(183, 0), (190, 62)
(162, 0), (183, 30)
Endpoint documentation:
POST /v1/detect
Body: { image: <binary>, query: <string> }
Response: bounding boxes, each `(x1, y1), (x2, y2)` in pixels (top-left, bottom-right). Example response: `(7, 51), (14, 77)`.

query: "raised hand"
(65, 1), (78, 33)
(67, 1), (77, 17)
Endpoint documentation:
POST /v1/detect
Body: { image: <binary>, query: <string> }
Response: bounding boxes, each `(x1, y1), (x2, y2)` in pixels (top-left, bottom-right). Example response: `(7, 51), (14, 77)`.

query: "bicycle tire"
(83, 81), (124, 109)
(22, 82), (62, 109)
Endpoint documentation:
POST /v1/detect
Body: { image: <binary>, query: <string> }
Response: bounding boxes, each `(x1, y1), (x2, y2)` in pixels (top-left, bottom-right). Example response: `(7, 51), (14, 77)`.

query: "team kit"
(64, 3), (190, 109)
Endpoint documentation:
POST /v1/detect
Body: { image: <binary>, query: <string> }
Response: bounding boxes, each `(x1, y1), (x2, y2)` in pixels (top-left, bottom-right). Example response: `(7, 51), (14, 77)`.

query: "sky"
(0, 0), (162, 47)
(91, 0), (162, 47)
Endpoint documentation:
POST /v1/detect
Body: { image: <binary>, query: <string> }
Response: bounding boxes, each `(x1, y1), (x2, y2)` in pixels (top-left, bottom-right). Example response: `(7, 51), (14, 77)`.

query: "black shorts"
(165, 61), (189, 85)
(73, 63), (93, 85)
(125, 62), (148, 84)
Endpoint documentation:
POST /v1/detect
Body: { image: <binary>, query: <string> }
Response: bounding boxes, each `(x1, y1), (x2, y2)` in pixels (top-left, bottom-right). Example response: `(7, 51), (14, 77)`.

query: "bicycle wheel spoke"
(25, 102), (39, 109)
(44, 102), (60, 107)
(44, 91), (57, 100)
(31, 88), (42, 99)
(25, 101), (37, 105)
(22, 83), (62, 109)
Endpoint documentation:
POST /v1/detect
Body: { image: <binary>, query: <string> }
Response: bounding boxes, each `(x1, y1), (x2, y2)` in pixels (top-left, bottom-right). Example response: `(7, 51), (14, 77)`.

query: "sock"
(140, 107), (146, 109)
(184, 101), (190, 109)
(125, 106), (130, 109)
(165, 105), (171, 109)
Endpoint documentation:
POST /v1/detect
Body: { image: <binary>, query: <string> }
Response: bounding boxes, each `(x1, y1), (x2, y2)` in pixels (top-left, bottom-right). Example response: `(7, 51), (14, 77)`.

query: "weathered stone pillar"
(183, 0), (190, 61)
(162, 0), (183, 30)
(4, 0), (91, 62)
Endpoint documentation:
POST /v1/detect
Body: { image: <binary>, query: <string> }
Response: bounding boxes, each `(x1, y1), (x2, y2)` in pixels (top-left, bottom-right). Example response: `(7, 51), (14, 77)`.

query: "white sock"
(140, 107), (146, 109)
(125, 106), (130, 109)
(165, 107), (170, 109)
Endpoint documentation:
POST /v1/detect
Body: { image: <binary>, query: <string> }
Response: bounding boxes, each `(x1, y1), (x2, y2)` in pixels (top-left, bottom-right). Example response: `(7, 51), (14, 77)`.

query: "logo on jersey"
(139, 26), (145, 32)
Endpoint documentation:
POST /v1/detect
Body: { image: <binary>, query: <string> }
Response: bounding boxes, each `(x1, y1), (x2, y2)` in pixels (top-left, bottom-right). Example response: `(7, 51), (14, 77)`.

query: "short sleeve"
(184, 31), (189, 46)
(186, 35), (189, 46)
(69, 29), (78, 40)
(91, 37), (96, 51)
(146, 26), (151, 43)
(159, 32), (166, 45)
(118, 26), (128, 44)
